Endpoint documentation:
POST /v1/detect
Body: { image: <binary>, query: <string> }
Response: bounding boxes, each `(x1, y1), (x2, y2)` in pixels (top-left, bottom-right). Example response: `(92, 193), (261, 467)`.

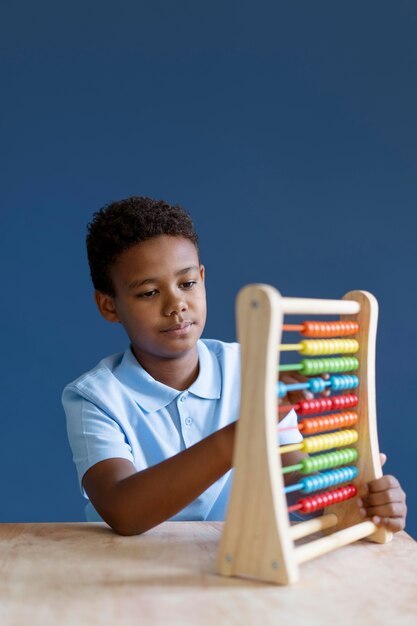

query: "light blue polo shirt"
(62, 339), (302, 522)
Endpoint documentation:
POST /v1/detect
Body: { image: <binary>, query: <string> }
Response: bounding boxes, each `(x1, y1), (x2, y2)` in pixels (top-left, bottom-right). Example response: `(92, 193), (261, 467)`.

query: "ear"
(94, 291), (120, 323)
(199, 264), (205, 282)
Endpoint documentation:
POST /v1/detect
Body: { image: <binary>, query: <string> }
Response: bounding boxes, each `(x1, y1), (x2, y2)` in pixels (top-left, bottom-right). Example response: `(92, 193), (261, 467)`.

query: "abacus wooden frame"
(217, 284), (392, 585)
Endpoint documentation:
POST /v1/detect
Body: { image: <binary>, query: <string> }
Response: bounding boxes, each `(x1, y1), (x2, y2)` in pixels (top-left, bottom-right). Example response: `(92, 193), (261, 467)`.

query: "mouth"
(161, 321), (194, 336)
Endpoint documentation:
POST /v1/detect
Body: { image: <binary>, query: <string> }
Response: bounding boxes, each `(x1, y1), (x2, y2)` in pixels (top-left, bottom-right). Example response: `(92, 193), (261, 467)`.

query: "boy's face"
(95, 235), (206, 364)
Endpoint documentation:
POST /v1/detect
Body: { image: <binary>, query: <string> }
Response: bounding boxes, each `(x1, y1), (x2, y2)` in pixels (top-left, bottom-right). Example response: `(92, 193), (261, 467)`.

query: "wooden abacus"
(217, 284), (392, 585)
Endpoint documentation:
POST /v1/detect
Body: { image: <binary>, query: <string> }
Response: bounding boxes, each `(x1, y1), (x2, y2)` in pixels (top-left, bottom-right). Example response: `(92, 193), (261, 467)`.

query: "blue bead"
(329, 374), (359, 391)
(299, 466), (359, 494)
(309, 378), (327, 393)
(329, 375), (340, 390)
(277, 381), (286, 398)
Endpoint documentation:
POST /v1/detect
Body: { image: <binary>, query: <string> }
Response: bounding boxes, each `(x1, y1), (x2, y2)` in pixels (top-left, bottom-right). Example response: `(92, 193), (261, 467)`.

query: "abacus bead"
(303, 429), (358, 453)
(346, 357), (359, 371)
(309, 378), (327, 393)
(344, 411), (358, 427)
(332, 394), (358, 410)
(301, 421), (314, 435)
(297, 485), (358, 513)
(323, 416), (333, 430)
(301, 321), (359, 337)
(329, 375), (359, 391)
(329, 375), (342, 390)
(299, 357), (359, 376)
(301, 476), (317, 493)
(302, 322), (318, 336)
(297, 398), (334, 415)
(344, 339), (358, 353)
(347, 467), (359, 480)
(299, 359), (316, 375)
(300, 469), (352, 494)
(301, 449), (357, 473)
(299, 339), (359, 356)
(277, 382), (287, 398)
(302, 500), (313, 514)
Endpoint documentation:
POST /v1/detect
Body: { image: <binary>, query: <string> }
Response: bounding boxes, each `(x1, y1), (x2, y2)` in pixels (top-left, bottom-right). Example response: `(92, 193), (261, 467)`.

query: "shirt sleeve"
(277, 409), (303, 445)
(63, 388), (134, 496)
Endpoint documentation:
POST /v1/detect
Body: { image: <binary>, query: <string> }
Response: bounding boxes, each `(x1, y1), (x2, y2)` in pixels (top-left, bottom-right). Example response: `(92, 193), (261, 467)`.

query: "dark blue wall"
(1, 1), (416, 538)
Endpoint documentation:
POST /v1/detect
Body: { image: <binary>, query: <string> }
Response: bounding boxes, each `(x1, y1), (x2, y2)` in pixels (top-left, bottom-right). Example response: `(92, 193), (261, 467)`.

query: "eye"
(137, 289), (158, 298)
(180, 280), (197, 289)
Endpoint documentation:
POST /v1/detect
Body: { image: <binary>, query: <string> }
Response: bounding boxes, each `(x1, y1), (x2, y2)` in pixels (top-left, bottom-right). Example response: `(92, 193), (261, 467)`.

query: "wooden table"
(0, 522), (416, 625)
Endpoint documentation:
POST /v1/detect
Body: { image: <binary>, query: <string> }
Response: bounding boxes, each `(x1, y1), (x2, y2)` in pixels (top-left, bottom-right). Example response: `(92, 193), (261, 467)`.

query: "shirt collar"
(114, 340), (221, 413)
(189, 340), (222, 400)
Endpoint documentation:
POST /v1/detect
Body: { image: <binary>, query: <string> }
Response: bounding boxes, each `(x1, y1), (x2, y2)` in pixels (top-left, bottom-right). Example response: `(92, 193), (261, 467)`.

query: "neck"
(132, 345), (199, 391)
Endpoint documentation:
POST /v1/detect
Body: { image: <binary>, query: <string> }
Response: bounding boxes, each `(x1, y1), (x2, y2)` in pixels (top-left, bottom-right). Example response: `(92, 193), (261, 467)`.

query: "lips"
(162, 321), (194, 335)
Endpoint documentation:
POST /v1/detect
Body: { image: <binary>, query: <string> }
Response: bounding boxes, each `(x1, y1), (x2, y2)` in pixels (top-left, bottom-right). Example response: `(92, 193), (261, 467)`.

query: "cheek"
(197, 283), (207, 302)
(196, 292), (207, 318)
(118, 305), (153, 332)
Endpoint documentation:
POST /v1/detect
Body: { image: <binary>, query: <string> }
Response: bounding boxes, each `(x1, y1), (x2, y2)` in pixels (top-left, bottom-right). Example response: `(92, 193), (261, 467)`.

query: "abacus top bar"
(282, 297), (360, 315)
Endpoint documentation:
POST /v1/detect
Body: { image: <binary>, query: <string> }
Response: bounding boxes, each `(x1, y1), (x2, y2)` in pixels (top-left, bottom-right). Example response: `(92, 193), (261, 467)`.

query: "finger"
(287, 389), (314, 403)
(379, 453), (387, 467)
(370, 515), (406, 533)
(279, 373), (310, 384)
(320, 374), (331, 397)
(367, 475), (400, 494)
(362, 487), (405, 508)
(362, 502), (406, 520)
(359, 494), (407, 533)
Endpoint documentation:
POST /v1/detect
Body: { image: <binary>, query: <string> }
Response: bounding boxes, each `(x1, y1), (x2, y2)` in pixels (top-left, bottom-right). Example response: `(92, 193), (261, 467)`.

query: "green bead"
(299, 357), (359, 376)
(300, 448), (358, 474)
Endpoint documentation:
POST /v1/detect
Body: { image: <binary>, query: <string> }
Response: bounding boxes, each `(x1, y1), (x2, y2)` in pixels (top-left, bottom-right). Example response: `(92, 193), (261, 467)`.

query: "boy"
(63, 196), (407, 535)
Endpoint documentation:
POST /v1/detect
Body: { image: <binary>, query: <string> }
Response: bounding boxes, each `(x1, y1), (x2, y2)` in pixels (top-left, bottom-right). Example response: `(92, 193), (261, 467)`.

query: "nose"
(163, 291), (188, 317)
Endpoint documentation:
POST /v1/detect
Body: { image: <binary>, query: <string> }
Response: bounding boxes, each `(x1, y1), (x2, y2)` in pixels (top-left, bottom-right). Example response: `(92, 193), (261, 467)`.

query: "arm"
(82, 421), (236, 536)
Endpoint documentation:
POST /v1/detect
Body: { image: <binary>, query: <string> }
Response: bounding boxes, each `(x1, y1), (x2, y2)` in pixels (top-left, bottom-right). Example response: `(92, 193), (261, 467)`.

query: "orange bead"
(301, 320), (359, 338)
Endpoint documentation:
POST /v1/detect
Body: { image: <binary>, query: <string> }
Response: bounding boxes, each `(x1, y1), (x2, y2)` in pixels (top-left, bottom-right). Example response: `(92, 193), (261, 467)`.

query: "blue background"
(1, 1), (416, 538)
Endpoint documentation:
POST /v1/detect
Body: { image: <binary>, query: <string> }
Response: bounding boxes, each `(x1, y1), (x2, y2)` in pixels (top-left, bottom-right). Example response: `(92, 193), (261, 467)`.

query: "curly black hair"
(86, 196), (199, 295)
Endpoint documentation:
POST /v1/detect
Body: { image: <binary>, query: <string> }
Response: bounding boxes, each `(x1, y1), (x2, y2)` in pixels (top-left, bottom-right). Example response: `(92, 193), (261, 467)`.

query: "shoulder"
(62, 351), (126, 407)
(199, 338), (240, 380)
(200, 338), (240, 361)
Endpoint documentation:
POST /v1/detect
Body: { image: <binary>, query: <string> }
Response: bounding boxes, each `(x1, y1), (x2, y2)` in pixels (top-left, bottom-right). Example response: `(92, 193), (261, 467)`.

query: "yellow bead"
(303, 430), (358, 453)
(299, 339), (359, 356)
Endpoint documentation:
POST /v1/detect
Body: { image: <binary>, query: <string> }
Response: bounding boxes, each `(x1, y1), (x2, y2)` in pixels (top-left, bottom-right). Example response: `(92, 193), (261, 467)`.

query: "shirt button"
(180, 395), (187, 402)
(185, 417), (192, 426)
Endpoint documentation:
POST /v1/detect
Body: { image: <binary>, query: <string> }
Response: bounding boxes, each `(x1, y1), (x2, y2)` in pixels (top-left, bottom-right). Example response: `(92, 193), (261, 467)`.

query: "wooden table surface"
(0, 522), (416, 626)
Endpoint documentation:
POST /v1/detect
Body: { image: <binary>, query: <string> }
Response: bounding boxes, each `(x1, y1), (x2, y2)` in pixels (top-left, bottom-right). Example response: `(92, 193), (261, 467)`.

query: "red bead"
(296, 395), (358, 416)
(297, 485), (357, 513)
(297, 398), (333, 415)
(332, 394), (358, 410)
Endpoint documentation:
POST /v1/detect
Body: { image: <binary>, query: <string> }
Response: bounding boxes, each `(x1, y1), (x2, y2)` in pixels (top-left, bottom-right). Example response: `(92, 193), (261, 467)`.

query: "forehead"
(111, 235), (199, 283)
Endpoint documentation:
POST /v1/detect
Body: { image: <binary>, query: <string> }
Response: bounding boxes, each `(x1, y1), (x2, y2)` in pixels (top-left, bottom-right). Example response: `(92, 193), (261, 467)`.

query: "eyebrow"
(127, 266), (200, 290)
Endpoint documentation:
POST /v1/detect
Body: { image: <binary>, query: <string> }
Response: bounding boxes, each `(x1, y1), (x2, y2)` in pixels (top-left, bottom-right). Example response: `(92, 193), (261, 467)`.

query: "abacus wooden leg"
(217, 285), (299, 584)
(323, 291), (392, 544)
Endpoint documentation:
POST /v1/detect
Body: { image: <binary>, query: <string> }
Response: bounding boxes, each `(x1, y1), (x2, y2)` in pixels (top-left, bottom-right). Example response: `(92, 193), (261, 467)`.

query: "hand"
(357, 454), (407, 533)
